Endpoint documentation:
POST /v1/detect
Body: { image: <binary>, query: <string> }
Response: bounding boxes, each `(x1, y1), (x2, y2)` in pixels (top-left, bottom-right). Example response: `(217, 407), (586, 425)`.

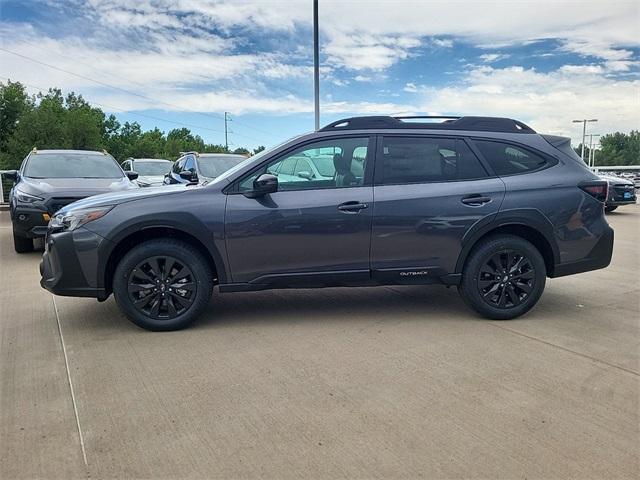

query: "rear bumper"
(550, 225), (614, 277)
(40, 228), (108, 299)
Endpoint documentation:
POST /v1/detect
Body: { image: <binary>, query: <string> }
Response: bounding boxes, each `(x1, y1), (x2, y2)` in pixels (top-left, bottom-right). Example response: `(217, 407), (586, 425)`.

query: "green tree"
(0, 81), (33, 154)
(252, 145), (266, 155)
(597, 131), (639, 166)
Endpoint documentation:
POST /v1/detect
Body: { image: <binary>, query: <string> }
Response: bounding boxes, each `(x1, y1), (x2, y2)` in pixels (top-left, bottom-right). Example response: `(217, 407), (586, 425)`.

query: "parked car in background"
(3, 148), (138, 253)
(40, 116), (614, 331)
(164, 152), (246, 185)
(121, 158), (172, 187)
(598, 175), (637, 212)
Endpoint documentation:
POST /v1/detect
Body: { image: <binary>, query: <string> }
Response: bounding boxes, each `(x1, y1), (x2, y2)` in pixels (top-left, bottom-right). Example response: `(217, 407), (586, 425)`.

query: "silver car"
(122, 158), (172, 187)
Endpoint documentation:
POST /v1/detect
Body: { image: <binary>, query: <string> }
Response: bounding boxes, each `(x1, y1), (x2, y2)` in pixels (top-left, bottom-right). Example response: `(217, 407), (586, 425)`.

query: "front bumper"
(11, 206), (50, 238)
(40, 227), (108, 299)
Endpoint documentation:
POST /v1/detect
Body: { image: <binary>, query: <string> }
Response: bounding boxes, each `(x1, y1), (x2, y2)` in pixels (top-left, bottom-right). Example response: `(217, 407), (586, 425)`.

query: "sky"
(1, 0), (639, 150)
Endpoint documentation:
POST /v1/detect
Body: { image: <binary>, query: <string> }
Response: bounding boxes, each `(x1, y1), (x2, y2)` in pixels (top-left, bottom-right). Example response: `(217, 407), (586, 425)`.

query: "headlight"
(15, 190), (44, 203)
(49, 206), (113, 232)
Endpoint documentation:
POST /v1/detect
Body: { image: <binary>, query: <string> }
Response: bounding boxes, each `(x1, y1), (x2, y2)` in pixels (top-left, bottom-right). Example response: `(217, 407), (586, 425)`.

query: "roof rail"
(179, 151), (199, 156)
(319, 115), (536, 134)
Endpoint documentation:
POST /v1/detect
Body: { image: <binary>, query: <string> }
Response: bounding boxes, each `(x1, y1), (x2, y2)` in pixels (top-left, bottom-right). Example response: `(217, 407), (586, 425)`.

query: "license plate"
(624, 192), (632, 199)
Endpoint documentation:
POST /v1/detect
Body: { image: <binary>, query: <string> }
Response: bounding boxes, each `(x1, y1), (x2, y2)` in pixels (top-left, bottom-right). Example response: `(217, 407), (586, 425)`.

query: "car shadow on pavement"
(55, 284), (483, 334)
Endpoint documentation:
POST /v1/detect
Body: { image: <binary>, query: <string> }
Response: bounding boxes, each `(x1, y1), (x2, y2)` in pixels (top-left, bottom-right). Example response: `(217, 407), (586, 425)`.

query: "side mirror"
(2, 170), (18, 182)
(179, 170), (198, 182)
(297, 170), (314, 180)
(245, 173), (278, 198)
(125, 170), (139, 181)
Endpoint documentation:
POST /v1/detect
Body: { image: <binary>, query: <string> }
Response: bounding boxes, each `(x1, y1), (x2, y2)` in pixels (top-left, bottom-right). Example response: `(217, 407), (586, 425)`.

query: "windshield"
(24, 153), (123, 178)
(133, 161), (171, 176)
(197, 155), (246, 178)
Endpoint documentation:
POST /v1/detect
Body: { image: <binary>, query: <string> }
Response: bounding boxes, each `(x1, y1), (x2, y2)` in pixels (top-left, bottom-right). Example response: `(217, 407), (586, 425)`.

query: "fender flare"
(454, 208), (560, 274)
(97, 212), (228, 288)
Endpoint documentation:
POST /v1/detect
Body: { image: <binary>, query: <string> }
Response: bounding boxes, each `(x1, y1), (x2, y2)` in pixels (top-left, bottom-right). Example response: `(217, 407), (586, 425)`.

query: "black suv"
(40, 116), (614, 331)
(4, 149), (138, 253)
(164, 152), (247, 185)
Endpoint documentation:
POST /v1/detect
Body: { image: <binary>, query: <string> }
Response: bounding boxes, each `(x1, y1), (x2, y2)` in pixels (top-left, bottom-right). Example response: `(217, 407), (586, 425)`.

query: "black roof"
(319, 116), (536, 134)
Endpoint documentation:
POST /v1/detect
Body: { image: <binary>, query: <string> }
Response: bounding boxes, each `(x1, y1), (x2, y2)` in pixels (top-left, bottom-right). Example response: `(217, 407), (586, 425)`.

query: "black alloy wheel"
(458, 235), (546, 320)
(477, 250), (535, 309)
(127, 255), (197, 320)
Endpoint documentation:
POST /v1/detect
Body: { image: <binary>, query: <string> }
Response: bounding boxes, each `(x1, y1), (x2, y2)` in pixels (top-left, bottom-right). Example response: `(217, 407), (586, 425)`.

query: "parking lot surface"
(1, 207), (638, 479)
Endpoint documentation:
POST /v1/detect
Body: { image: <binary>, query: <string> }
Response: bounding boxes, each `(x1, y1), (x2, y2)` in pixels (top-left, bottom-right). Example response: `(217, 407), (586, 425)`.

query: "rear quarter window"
(473, 140), (549, 176)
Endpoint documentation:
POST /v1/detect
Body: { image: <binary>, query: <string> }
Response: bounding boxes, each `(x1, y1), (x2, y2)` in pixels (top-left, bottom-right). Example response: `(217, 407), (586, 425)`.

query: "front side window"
(378, 137), (487, 185)
(173, 158), (185, 174)
(183, 155), (197, 173)
(238, 137), (370, 192)
(24, 153), (123, 179)
(473, 140), (548, 175)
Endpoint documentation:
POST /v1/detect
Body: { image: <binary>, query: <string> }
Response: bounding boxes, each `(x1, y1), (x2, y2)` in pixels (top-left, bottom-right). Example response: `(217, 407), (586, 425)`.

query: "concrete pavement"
(1, 207), (638, 479)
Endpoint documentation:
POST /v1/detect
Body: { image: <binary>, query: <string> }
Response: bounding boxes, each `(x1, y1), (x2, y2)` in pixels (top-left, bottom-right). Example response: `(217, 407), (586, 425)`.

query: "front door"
(225, 136), (374, 285)
(370, 135), (506, 282)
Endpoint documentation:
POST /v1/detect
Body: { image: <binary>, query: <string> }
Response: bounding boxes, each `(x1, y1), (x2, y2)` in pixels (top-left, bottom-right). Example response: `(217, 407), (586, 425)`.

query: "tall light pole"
(572, 119), (597, 163)
(313, 0), (320, 131)
(586, 133), (600, 167)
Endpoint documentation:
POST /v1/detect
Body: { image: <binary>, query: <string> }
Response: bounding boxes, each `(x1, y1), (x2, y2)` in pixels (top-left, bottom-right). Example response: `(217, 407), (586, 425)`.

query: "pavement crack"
(52, 295), (90, 475)
(486, 322), (639, 377)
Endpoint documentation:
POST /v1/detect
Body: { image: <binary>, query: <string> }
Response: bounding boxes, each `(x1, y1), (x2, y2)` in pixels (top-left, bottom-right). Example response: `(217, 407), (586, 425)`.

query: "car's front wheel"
(458, 235), (546, 320)
(13, 229), (34, 253)
(113, 239), (214, 331)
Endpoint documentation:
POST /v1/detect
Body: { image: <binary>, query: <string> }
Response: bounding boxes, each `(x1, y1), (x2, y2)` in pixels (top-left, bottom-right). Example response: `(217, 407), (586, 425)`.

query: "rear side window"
(378, 137), (487, 185)
(473, 140), (547, 175)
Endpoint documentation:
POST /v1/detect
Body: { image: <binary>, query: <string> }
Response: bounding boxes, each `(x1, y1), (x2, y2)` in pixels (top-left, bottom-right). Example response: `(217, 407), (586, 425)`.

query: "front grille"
(46, 197), (83, 215)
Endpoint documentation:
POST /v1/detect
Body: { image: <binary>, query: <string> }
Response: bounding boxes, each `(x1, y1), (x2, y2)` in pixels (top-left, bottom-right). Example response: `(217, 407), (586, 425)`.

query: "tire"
(458, 235), (546, 320)
(113, 239), (214, 331)
(605, 206), (617, 213)
(13, 229), (34, 253)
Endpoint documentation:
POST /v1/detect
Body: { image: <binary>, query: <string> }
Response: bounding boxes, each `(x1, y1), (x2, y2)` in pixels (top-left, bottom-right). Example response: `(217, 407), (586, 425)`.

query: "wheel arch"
(101, 225), (225, 296)
(456, 210), (560, 276)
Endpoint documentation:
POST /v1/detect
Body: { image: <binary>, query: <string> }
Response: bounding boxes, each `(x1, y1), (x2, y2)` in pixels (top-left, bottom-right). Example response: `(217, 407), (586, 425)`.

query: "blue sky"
(1, 0), (638, 151)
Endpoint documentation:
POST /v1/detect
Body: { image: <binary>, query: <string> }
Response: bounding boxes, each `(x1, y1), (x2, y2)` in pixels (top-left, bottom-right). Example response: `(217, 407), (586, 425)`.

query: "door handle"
(338, 201), (369, 213)
(461, 195), (491, 206)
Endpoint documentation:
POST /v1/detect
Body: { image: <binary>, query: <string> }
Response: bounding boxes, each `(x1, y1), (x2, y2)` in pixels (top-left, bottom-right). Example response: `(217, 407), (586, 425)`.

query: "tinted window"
(474, 140), (547, 175)
(24, 153), (123, 179)
(198, 155), (245, 178)
(183, 155), (197, 173)
(379, 137), (487, 184)
(238, 137), (369, 192)
(173, 158), (185, 174)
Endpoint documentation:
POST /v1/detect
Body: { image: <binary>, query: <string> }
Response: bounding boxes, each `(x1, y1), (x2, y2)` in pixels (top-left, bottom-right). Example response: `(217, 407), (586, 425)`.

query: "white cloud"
(415, 64), (640, 142)
(354, 75), (372, 82)
(404, 82), (418, 93)
(479, 53), (510, 63)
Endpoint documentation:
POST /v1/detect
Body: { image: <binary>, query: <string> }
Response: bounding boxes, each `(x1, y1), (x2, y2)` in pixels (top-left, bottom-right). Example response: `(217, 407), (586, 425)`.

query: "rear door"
(370, 135), (505, 282)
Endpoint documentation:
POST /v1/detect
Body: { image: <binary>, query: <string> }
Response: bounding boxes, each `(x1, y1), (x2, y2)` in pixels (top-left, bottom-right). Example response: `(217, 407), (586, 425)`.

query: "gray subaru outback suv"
(40, 116), (613, 331)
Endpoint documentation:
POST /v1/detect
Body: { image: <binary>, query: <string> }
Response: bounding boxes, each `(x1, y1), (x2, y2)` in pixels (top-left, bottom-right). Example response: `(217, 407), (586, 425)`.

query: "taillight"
(579, 181), (608, 203)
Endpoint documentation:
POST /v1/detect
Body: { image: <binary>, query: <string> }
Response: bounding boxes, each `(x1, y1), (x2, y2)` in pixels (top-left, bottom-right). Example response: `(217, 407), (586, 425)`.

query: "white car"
(122, 158), (172, 187)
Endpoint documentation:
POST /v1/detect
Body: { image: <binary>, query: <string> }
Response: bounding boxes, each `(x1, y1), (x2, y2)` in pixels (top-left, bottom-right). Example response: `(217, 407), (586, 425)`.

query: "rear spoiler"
(541, 134), (570, 148)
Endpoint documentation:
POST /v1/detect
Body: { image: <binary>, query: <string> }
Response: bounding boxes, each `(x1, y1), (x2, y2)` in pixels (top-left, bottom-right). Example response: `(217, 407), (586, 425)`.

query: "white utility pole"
(572, 119), (598, 163)
(313, 0), (320, 131)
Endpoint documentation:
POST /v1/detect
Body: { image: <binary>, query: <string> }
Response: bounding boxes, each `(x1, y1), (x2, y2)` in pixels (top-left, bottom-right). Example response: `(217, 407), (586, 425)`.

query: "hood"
(136, 175), (166, 186)
(57, 184), (190, 213)
(21, 176), (135, 195)
(599, 175), (634, 185)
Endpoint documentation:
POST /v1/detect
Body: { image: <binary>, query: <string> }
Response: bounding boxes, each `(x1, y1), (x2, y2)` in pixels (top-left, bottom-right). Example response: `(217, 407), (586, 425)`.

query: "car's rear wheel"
(113, 239), (213, 331)
(458, 235), (546, 320)
(605, 205), (617, 213)
(13, 229), (34, 253)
